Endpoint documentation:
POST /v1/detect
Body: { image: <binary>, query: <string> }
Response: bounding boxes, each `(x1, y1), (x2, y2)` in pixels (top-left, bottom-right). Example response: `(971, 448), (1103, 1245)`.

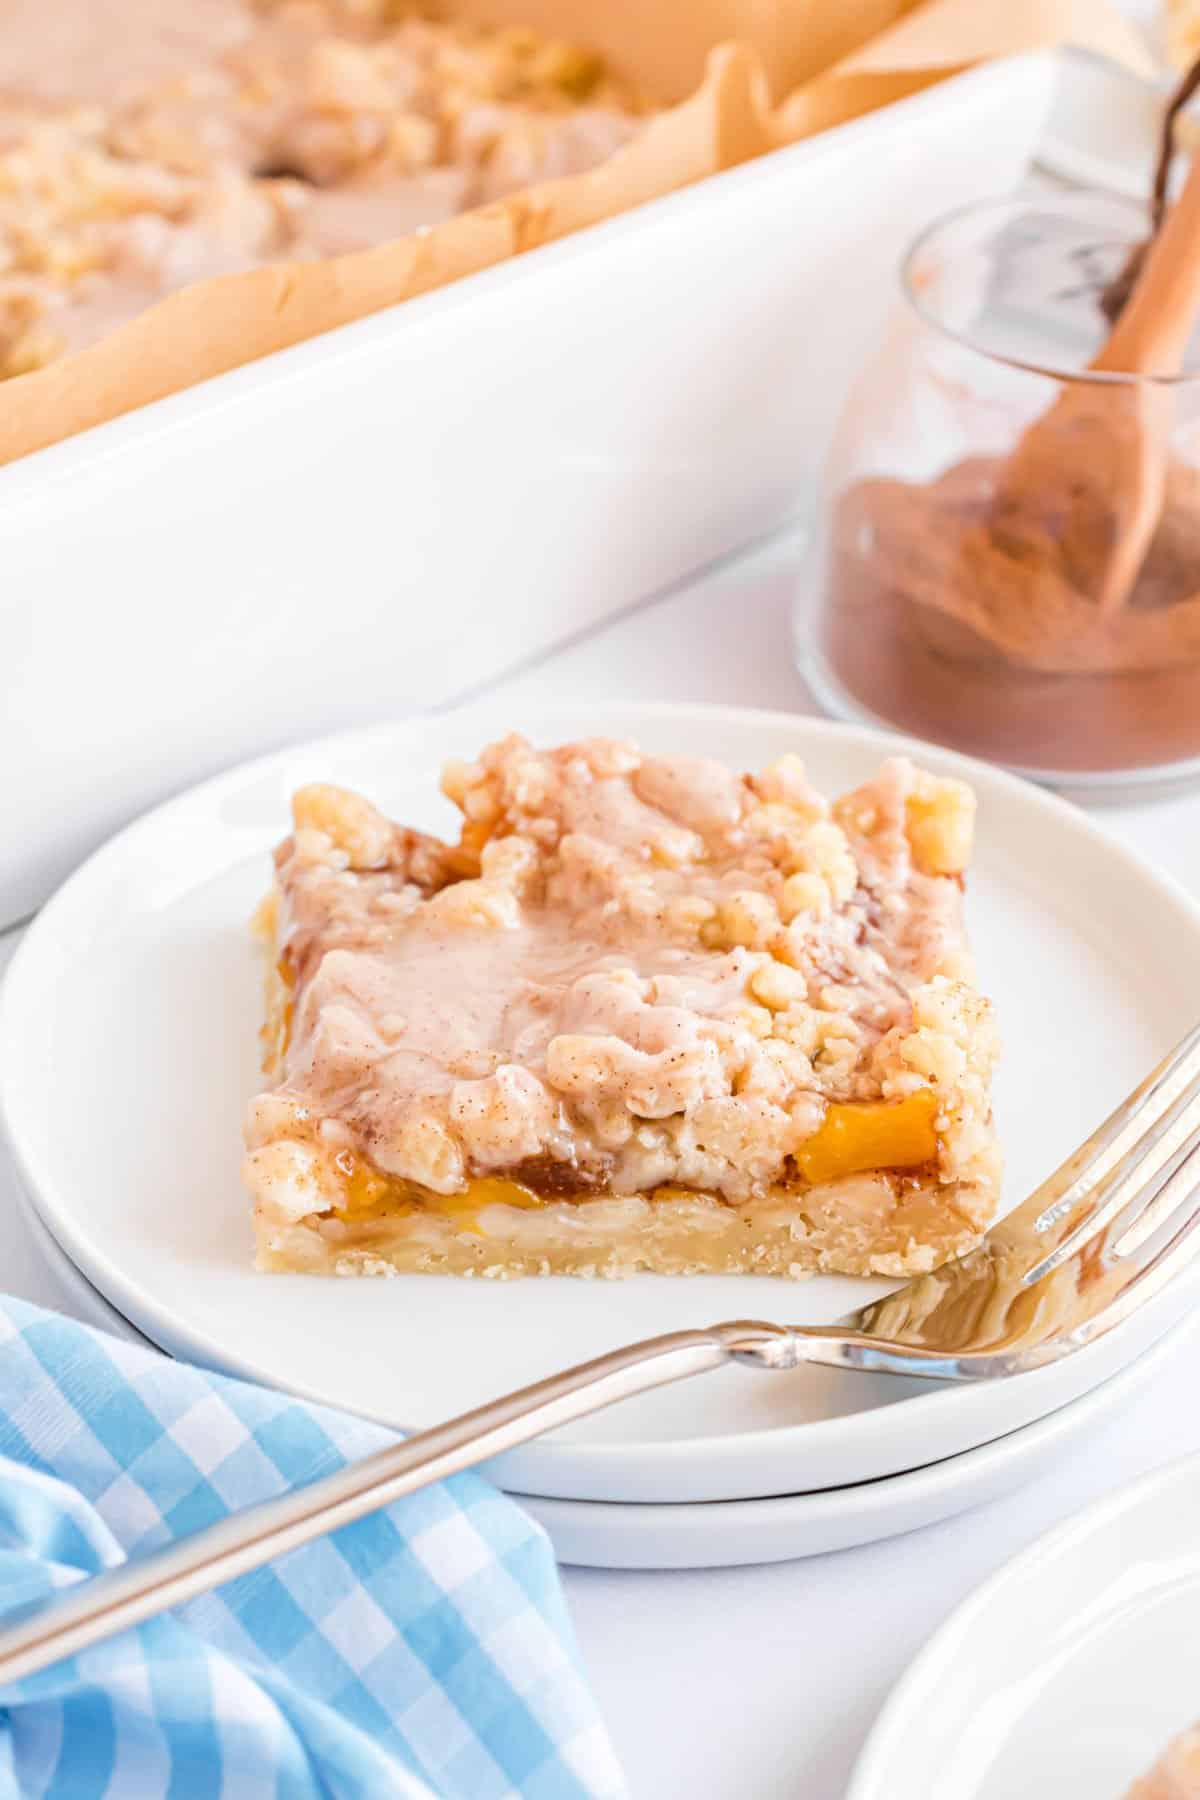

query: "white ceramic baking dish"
(0, 52), (1054, 927)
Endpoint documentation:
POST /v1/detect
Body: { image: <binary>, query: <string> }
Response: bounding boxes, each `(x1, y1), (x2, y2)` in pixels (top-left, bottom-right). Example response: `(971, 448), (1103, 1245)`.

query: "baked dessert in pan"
(0, 0), (646, 379)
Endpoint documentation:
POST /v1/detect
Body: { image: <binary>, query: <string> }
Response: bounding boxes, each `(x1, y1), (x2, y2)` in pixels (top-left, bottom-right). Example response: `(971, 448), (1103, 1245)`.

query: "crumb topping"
(245, 735), (997, 1209)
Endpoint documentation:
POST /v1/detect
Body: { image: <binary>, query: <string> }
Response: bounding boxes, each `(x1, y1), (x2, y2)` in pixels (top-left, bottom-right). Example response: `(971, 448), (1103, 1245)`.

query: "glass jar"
(797, 193), (1200, 794)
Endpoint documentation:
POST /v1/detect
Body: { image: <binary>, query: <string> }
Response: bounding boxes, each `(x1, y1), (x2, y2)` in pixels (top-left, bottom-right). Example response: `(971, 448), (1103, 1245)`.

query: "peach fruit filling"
(336, 1167), (547, 1224)
(330, 1092), (941, 1226)
(792, 1090), (939, 1185)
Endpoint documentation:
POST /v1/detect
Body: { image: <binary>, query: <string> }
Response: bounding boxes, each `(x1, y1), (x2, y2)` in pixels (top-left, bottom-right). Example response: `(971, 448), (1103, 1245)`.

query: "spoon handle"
(1097, 151), (1200, 376)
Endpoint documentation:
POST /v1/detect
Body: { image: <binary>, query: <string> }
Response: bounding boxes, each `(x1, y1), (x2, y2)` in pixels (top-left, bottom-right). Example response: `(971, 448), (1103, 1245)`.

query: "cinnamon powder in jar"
(815, 64), (1200, 780)
(820, 449), (1200, 774)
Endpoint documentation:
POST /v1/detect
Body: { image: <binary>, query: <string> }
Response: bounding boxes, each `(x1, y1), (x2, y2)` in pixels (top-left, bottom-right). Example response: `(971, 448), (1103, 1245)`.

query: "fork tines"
(1022, 1021), (1200, 1287)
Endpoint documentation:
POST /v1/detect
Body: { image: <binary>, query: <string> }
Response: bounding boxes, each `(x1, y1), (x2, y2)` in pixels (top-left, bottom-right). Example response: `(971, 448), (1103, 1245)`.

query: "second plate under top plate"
(15, 1162), (1193, 1570)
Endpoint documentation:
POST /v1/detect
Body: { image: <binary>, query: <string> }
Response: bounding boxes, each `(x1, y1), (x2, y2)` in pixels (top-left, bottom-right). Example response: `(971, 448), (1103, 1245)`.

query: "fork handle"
(0, 1320), (799, 1688)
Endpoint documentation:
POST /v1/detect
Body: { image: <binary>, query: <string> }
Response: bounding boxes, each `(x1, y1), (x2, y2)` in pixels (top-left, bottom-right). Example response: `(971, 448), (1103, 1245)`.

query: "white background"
(5, 535), (1200, 1798)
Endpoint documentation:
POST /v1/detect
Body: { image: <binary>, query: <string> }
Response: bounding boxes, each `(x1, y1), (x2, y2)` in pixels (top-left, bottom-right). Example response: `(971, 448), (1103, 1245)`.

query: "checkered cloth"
(0, 1298), (626, 1799)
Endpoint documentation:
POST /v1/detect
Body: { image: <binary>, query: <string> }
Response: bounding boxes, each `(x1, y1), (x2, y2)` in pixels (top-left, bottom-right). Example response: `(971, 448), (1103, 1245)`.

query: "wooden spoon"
(989, 150), (1200, 614)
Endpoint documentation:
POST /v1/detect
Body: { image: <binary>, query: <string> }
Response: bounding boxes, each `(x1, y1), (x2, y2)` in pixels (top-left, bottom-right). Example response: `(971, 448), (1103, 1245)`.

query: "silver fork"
(3, 1023), (1200, 1685)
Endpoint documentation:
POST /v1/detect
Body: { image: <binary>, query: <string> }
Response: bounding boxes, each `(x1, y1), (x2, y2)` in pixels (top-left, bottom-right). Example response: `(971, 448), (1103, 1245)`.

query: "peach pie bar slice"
(243, 735), (1000, 1279)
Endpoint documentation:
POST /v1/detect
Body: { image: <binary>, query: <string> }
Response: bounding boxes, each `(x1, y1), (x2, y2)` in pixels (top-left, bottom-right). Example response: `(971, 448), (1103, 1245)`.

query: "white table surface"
(5, 532), (1200, 1800)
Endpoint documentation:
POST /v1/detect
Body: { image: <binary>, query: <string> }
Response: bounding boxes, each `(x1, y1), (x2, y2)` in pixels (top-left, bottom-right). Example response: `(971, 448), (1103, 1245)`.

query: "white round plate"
(17, 1166), (1194, 1572)
(2, 704), (1198, 1504)
(850, 1441), (1200, 1799)
(519, 1321), (1192, 1568)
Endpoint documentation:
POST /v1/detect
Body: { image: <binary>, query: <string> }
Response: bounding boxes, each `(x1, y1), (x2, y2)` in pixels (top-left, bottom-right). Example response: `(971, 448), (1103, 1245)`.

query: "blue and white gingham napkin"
(0, 1298), (626, 1800)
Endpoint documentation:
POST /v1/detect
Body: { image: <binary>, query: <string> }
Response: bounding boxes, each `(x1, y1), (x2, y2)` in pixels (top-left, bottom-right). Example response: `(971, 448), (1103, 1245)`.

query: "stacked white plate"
(3, 705), (1199, 1568)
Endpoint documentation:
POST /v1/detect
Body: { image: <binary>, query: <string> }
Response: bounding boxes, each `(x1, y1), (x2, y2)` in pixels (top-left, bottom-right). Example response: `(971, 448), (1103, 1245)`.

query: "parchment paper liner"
(0, 0), (1154, 466)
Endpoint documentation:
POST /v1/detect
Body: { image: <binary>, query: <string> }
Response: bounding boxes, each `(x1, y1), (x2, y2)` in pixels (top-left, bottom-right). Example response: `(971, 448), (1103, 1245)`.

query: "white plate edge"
(847, 1438), (1200, 1799)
